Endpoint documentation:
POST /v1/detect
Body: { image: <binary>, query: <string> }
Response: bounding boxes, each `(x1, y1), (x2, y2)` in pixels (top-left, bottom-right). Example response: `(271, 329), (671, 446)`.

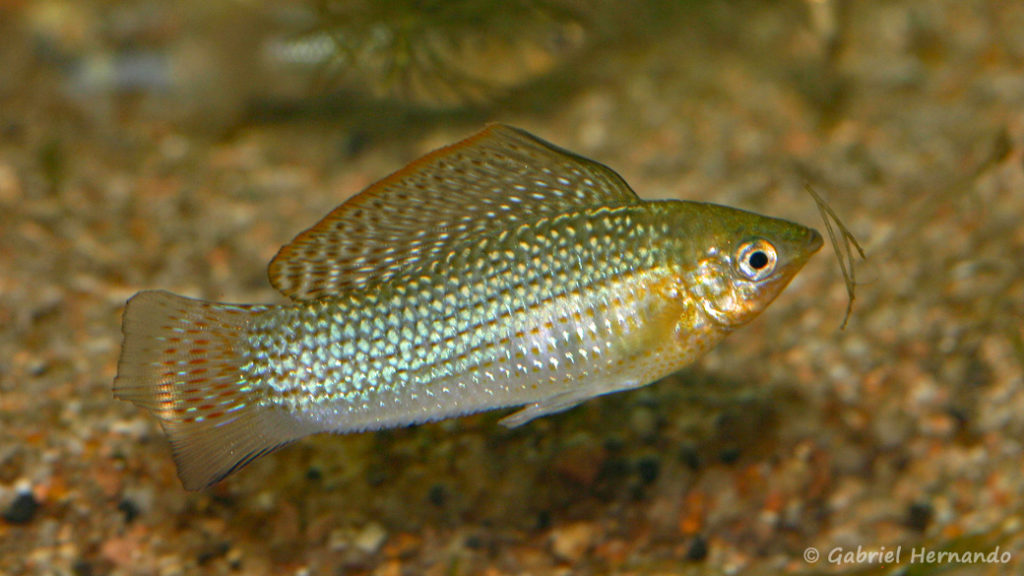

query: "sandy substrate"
(2, 1), (1023, 574)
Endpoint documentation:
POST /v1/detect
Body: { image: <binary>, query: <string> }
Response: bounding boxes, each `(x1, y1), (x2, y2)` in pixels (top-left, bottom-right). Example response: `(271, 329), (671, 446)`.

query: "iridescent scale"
(248, 205), (692, 431)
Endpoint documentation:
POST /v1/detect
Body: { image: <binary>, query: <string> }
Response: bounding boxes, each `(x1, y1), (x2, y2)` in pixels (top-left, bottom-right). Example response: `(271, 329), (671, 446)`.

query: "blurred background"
(1, 0), (1023, 574)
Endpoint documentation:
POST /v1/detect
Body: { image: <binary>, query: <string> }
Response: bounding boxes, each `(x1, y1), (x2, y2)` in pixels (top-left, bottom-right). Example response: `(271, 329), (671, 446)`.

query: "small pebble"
(906, 501), (933, 532)
(464, 534), (484, 550)
(636, 456), (661, 485)
(718, 447), (741, 465)
(354, 522), (388, 555)
(118, 498), (140, 523)
(629, 405), (659, 440)
(536, 510), (552, 531)
(552, 443), (603, 486)
(3, 490), (39, 525)
(427, 483), (447, 507)
(679, 445), (702, 470)
(603, 435), (625, 453)
(686, 535), (708, 562)
(226, 547), (244, 569)
(72, 559), (94, 576)
(0, 163), (23, 204)
(550, 521), (596, 562)
(305, 466), (323, 481)
(196, 541), (230, 565)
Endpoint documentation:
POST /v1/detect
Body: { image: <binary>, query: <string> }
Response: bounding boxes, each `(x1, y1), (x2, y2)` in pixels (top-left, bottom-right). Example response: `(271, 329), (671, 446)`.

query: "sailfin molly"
(116, 124), (823, 489)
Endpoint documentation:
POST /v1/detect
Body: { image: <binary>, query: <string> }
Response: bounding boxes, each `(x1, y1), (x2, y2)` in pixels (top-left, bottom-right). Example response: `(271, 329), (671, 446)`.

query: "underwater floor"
(2, 1), (1023, 574)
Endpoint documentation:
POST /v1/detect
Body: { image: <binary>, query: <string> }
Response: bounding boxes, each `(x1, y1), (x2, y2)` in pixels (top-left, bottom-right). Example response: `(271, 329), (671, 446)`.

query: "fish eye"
(735, 239), (778, 281)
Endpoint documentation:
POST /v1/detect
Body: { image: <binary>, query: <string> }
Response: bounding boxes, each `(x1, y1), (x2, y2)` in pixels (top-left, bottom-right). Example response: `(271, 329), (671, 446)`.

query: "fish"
(114, 124), (823, 489)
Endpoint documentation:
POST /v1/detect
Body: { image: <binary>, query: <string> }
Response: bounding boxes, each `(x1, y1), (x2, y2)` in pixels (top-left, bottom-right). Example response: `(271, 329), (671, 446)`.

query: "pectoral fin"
(499, 394), (587, 428)
(499, 378), (644, 428)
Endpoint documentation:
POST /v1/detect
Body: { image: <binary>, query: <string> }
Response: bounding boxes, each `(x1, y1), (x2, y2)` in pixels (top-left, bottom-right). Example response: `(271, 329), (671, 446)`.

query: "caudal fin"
(113, 290), (315, 489)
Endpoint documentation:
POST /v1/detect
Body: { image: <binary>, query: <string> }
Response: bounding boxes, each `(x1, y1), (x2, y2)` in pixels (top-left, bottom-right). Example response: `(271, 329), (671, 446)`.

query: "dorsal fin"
(269, 124), (641, 300)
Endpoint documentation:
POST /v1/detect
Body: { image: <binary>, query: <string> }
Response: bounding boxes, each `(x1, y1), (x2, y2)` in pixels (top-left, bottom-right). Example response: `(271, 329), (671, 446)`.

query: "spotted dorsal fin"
(269, 124), (641, 300)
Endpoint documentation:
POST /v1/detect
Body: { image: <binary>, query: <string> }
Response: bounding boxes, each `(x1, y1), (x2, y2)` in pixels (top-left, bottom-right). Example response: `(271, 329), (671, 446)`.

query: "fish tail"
(114, 290), (313, 489)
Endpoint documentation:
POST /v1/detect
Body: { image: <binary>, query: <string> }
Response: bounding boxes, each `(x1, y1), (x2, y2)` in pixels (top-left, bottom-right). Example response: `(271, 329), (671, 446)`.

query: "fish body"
(115, 125), (822, 489)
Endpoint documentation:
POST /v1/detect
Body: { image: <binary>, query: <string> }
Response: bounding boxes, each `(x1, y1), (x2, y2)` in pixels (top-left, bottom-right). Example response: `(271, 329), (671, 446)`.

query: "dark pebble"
(464, 534), (484, 549)
(636, 456), (661, 485)
(343, 131), (370, 158)
(118, 497), (141, 524)
(209, 493), (236, 509)
(598, 457), (631, 481)
(594, 456), (632, 501)
(427, 483), (447, 507)
(946, 407), (969, 433)
(906, 501), (933, 532)
(72, 559), (94, 576)
(29, 361), (50, 377)
(305, 466), (323, 482)
(603, 435), (625, 453)
(3, 491), (39, 525)
(718, 447), (741, 465)
(197, 541), (230, 565)
(536, 510), (551, 531)
(679, 445), (701, 470)
(685, 535), (708, 562)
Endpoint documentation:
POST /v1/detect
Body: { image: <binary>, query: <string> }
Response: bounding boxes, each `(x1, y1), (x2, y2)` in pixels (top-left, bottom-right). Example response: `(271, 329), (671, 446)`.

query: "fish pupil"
(748, 251), (769, 270)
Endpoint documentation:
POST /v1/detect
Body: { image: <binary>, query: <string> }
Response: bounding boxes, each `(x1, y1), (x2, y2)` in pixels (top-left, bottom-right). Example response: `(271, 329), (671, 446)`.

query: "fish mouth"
(781, 227), (824, 273)
(806, 228), (825, 254)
